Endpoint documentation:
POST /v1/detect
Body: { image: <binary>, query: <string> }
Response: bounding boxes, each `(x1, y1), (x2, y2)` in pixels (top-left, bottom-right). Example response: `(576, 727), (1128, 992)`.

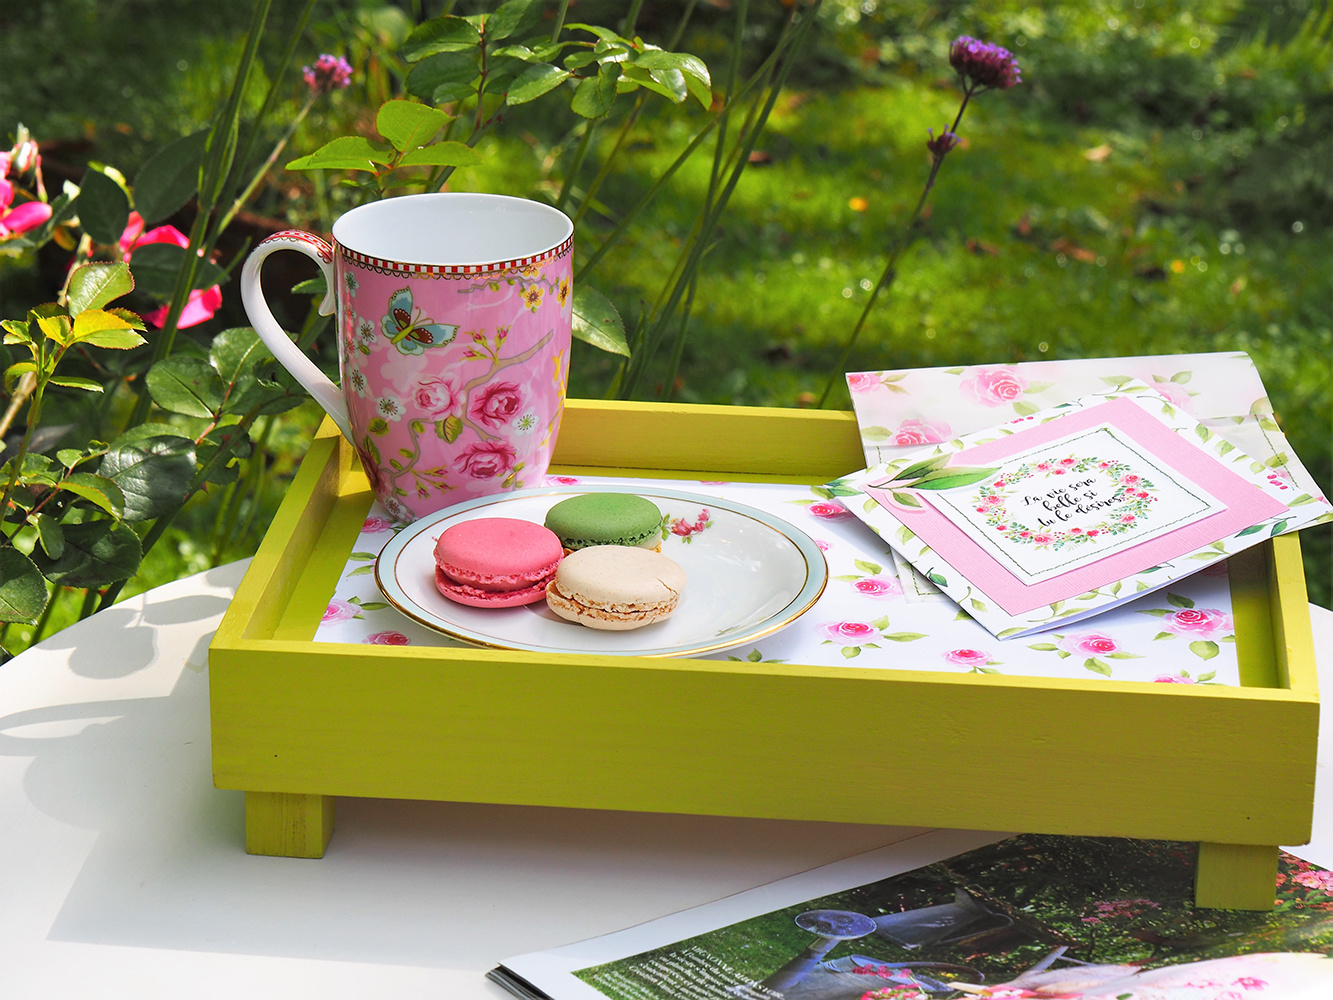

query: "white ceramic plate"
(374, 485), (828, 657)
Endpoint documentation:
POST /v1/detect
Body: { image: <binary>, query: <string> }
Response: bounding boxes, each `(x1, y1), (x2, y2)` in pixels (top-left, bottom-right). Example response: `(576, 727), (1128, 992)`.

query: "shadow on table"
(1, 571), (915, 968)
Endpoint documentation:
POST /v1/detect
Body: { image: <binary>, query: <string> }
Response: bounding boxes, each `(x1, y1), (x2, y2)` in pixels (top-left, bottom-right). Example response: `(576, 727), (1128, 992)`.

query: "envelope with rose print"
(835, 383), (1330, 639)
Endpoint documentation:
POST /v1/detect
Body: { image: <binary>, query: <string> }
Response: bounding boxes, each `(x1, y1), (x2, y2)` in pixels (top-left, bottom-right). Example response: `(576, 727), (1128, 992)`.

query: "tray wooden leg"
(245, 791), (335, 858)
(1194, 842), (1277, 910)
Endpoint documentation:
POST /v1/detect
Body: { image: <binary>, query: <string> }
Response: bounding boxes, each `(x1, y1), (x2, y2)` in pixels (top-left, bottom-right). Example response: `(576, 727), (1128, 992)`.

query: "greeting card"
(836, 383), (1328, 638)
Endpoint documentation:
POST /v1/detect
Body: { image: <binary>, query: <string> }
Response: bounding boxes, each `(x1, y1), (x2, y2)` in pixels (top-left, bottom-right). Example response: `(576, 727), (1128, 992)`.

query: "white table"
(2, 561), (1330, 998)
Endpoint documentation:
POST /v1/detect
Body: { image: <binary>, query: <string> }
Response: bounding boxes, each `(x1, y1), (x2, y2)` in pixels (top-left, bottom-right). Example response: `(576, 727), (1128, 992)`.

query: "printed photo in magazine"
(492, 830), (1333, 1000)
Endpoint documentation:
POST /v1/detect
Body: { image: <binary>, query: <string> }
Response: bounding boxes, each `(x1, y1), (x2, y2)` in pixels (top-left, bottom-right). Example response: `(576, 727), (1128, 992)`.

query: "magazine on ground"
(830, 383), (1329, 639)
(490, 830), (1333, 1000)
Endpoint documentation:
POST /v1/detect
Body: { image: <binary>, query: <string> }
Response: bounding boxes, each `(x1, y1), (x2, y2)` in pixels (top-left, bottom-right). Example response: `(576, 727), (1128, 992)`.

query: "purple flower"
(949, 36), (1022, 90)
(926, 128), (961, 156)
(303, 54), (353, 95)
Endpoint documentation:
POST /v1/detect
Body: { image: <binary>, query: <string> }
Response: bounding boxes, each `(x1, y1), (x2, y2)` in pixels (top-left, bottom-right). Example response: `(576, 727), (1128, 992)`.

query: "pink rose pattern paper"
(846, 352), (1331, 534)
(313, 476), (1241, 685)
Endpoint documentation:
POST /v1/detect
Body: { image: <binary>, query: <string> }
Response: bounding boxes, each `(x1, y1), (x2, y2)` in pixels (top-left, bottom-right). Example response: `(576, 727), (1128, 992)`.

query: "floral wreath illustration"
(972, 454), (1158, 548)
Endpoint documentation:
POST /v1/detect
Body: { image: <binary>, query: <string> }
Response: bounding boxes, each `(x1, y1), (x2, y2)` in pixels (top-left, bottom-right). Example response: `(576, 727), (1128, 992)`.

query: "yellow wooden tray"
(209, 400), (1319, 910)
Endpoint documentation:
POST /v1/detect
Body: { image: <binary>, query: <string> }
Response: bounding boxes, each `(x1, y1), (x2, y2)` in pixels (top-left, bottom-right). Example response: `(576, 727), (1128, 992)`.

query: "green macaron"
(543, 492), (663, 550)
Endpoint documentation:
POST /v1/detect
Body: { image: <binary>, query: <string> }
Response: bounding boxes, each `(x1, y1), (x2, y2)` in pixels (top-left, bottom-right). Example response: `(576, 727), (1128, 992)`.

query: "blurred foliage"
(0, 0), (1329, 610)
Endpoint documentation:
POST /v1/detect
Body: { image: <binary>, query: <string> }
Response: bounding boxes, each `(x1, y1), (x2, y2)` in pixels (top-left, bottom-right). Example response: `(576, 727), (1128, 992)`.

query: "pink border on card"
(866, 395), (1288, 615)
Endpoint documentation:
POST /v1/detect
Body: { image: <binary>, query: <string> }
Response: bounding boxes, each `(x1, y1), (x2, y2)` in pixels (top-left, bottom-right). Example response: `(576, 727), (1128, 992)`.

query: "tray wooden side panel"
(553, 400), (867, 479)
(210, 637), (1316, 845)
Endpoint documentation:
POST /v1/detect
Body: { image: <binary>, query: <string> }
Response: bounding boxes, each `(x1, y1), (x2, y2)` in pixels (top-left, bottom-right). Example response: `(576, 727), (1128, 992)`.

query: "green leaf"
(77, 167), (131, 245)
(1083, 658), (1113, 676)
(402, 15), (482, 60)
(440, 415), (463, 443)
(286, 136), (396, 173)
(147, 354), (226, 417)
(1270, 520), (1290, 536)
(406, 51), (479, 105)
(912, 467), (999, 491)
(484, 0), (543, 41)
(132, 129), (208, 224)
(927, 572), (948, 587)
(1190, 640), (1220, 661)
(369, 417), (390, 436)
(1166, 592), (1195, 608)
(853, 559), (882, 575)
(34, 513), (64, 560)
(571, 61), (620, 118)
(58, 472), (126, 517)
(0, 548), (48, 624)
(71, 308), (146, 348)
(376, 100), (452, 153)
(841, 645), (861, 658)
(572, 284), (629, 356)
(66, 262), (135, 316)
(881, 632), (928, 641)
(889, 454), (949, 482)
(1027, 643), (1059, 651)
(99, 434), (197, 521)
(31, 519), (142, 589)
(507, 62), (571, 104)
(129, 243), (225, 298)
(891, 491), (922, 508)
(48, 376), (104, 393)
(1012, 399), (1040, 416)
(396, 142), (483, 168)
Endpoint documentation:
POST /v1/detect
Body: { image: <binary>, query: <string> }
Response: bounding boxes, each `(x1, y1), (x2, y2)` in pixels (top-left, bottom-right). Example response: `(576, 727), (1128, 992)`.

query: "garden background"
(0, 0), (1329, 655)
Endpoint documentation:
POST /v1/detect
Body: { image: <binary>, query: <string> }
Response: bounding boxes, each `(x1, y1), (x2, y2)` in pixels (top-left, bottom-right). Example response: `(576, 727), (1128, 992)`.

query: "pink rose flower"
(469, 381), (523, 427)
(814, 539), (831, 551)
(960, 366), (1029, 407)
(1120, 514), (1136, 523)
(322, 599), (358, 623)
(853, 577), (902, 598)
(1294, 869), (1333, 892)
(846, 372), (881, 393)
(0, 196), (52, 238)
(364, 631), (410, 645)
(891, 417), (951, 446)
(453, 439), (517, 479)
(1032, 533), (1055, 545)
(821, 621), (877, 645)
(1121, 474), (1141, 485)
(546, 475), (580, 485)
(1163, 607), (1233, 640)
(1154, 673), (1196, 684)
(1058, 632), (1119, 656)
(944, 648), (991, 666)
(808, 501), (851, 519)
(362, 516), (392, 533)
(118, 211), (221, 328)
(415, 376), (463, 418)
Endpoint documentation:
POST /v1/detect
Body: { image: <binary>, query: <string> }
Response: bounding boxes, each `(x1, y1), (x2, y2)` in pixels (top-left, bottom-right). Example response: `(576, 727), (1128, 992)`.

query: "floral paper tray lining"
(315, 473), (1239, 686)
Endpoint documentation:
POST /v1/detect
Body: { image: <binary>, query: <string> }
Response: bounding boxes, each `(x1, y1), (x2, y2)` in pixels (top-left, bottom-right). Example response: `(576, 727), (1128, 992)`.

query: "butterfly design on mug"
(380, 287), (459, 355)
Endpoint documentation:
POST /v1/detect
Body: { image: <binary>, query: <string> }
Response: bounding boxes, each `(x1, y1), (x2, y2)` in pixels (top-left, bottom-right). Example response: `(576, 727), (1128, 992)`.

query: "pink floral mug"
(240, 192), (573, 521)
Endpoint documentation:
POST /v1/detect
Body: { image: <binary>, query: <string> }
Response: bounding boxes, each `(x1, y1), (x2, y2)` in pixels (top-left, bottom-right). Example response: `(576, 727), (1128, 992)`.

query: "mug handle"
(239, 230), (352, 441)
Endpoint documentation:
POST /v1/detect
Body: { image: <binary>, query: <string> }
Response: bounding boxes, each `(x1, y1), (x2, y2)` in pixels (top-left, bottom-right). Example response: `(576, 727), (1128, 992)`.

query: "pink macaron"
(433, 517), (563, 608)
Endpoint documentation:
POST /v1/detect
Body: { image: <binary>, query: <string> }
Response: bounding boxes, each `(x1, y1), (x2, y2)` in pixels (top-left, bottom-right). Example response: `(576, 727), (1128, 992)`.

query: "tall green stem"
(816, 85), (978, 408)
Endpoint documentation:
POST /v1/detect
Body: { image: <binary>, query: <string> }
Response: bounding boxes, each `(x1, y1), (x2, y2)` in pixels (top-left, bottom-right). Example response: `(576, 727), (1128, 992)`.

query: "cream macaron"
(545, 545), (686, 631)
